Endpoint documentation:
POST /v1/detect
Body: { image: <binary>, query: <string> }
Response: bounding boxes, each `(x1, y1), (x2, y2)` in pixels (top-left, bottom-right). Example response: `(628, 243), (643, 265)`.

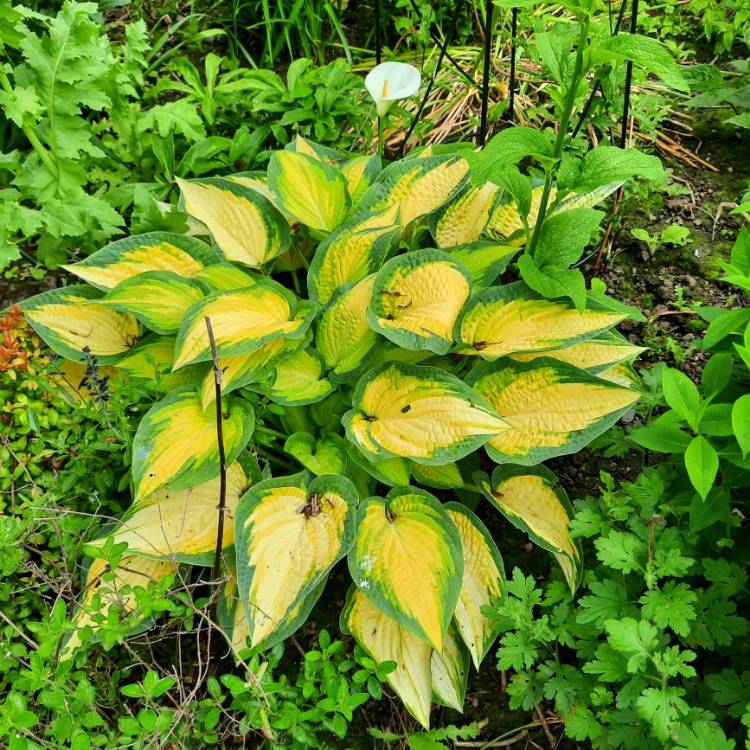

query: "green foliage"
(485, 468), (749, 748)
(629, 228), (750, 529)
(0, 1), (372, 272)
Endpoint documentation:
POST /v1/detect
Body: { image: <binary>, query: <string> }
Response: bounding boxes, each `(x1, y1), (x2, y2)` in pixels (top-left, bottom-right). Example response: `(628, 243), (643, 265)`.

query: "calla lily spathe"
(365, 62), (422, 117)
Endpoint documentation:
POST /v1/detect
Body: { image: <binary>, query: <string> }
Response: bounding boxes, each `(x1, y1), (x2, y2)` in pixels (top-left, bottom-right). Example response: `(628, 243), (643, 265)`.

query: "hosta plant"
(18, 136), (645, 728)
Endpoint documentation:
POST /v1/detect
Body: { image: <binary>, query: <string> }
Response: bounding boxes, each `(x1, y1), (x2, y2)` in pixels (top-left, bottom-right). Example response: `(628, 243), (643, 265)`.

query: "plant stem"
(0, 68), (59, 180)
(377, 115), (384, 158)
(526, 16), (590, 257)
(205, 316), (227, 623)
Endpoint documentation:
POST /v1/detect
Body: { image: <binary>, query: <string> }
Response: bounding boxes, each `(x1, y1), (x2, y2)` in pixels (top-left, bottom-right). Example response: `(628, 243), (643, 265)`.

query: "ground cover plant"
(2, 0), (750, 747)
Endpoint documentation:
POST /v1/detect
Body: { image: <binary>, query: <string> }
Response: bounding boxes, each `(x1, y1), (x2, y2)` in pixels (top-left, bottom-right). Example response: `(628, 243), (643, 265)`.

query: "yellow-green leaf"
(456, 284), (626, 359)
(315, 274), (377, 380)
(341, 154), (382, 205)
(268, 150), (350, 232)
(344, 362), (508, 465)
(194, 262), (260, 291)
(89, 463), (248, 564)
(431, 625), (469, 712)
(177, 177), (291, 267)
(410, 463), (463, 490)
(21, 285), (140, 364)
(115, 337), (202, 392)
(63, 232), (219, 291)
(132, 387), (254, 500)
(444, 503), (504, 669)
(432, 182), (498, 248)
(269, 348), (334, 405)
(342, 588), (432, 729)
(99, 271), (204, 335)
(509, 335), (646, 371)
(488, 184), (555, 243)
(172, 282), (316, 370)
(368, 250), (472, 355)
(361, 154), (470, 227)
(235, 473), (358, 648)
(468, 357), (638, 464)
(477, 466), (582, 593)
(198, 338), (291, 410)
(307, 209), (401, 303)
(348, 486), (463, 650)
(284, 432), (347, 476)
(449, 241), (517, 287)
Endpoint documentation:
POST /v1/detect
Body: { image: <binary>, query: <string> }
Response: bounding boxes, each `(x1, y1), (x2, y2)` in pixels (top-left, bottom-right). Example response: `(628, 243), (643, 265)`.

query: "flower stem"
(527, 15), (590, 257)
(377, 116), (384, 158)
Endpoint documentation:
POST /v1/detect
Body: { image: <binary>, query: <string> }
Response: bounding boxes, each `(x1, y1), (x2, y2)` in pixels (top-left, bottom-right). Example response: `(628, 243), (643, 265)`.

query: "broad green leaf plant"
(18, 134), (647, 728)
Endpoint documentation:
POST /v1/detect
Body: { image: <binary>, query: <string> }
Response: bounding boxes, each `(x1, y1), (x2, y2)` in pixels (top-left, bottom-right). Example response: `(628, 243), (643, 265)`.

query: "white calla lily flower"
(365, 61), (422, 117)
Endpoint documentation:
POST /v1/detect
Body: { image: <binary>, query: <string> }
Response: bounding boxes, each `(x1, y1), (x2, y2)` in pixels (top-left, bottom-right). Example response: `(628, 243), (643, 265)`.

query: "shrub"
(17, 136), (645, 727)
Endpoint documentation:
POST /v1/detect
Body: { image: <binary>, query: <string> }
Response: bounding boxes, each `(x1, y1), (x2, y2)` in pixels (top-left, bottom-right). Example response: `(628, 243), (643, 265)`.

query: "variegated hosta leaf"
(549, 181), (624, 217)
(99, 271), (204, 335)
(307, 208), (401, 304)
(348, 486), (463, 651)
(177, 177), (291, 267)
(234, 473), (358, 648)
(368, 250), (472, 355)
(172, 283), (316, 369)
(269, 348), (334, 405)
(285, 432), (347, 475)
(343, 362), (508, 465)
(63, 232), (220, 291)
(346, 446), (411, 487)
(198, 338), (291, 410)
(194, 262), (260, 292)
(509, 335), (646, 371)
(63, 555), (177, 656)
(116, 337), (202, 392)
(431, 625), (469, 712)
(598, 362), (639, 387)
(477, 466), (582, 593)
(88, 464), (248, 564)
(342, 588), (432, 729)
(449, 242), (518, 288)
(132, 387), (255, 500)
(468, 357), (638, 465)
(341, 154), (382, 206)
(219, 564), (327, 657)
(410, 462), (463, 490)
(54, 359), (120, 404)
(456, 283), (626, 359)
(488, 184), (554, 243)
(267, 150), (350, 232)
(432, 182), (498, 248)
(287, 135), (345, 164)
(315, 274), (378, 380)
(444, 503), (504, 669)
(21, 285), (140, 364)
(360, 154), (470, 228)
